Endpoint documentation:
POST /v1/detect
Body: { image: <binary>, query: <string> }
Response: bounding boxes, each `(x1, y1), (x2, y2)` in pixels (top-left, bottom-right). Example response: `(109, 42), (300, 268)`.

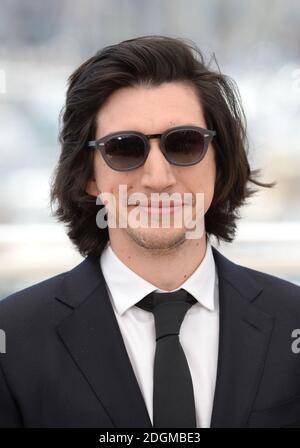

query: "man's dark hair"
(49, 34), (274, 258)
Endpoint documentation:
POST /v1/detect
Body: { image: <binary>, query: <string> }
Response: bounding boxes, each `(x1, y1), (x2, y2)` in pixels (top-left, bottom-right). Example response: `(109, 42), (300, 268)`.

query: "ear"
(85, 178), (100, 197)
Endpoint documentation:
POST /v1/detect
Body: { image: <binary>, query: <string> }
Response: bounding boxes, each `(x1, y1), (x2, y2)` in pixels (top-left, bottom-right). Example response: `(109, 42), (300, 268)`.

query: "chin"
(126, 227), (187, 251)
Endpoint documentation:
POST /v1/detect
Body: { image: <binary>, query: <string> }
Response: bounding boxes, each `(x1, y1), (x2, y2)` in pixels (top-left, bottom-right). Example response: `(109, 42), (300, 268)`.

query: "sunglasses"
(87, 125), (216, 172)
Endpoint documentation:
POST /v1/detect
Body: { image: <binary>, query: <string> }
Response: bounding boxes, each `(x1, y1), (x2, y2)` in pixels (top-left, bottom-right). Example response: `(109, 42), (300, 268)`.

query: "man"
(0, 35), (300, 428)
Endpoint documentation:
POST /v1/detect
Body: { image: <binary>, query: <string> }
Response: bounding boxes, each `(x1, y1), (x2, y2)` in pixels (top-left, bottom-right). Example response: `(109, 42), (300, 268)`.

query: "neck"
(107, 229), (208, 291)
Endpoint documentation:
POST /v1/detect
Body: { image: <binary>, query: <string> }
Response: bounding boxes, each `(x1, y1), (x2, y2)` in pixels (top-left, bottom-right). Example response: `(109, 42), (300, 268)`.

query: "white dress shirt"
(99, 240), (219, 428)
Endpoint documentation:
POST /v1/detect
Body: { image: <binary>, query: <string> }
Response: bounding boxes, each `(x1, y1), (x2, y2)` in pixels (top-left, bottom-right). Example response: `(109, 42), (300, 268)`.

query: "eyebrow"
(100, 123), (202, 138)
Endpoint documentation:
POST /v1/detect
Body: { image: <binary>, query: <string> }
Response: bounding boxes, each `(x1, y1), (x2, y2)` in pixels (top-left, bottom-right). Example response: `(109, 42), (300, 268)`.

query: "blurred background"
(0, 0), (299, 299)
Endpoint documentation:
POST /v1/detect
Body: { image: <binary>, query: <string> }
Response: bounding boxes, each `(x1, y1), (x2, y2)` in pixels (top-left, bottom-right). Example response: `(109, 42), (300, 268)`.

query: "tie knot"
(135, 289), (197, 340)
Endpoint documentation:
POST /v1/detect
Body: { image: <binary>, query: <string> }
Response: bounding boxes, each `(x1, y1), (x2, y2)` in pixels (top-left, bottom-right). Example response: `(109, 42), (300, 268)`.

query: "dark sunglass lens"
(104, 135), (146, 170)
(165, 130), (205, 165)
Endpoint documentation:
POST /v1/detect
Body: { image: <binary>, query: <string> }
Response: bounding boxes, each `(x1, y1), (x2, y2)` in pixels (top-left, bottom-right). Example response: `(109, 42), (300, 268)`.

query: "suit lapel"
(54, 255), (152, 428)
(210, 247), (275, 427)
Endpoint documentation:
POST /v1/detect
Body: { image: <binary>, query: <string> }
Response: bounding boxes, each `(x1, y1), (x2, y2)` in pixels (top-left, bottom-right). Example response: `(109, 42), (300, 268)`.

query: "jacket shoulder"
(0, 256), (88, 325)
(229, 259), (300, 314)
(0, 272), (66, 324)
(238, 263), (300, 293)
(212, 246), (300, 315)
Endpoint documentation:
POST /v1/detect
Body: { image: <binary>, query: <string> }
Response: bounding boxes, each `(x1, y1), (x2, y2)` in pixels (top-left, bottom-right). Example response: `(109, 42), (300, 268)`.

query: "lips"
(136, 200), (186, 217)
(135, 199), (184, 208)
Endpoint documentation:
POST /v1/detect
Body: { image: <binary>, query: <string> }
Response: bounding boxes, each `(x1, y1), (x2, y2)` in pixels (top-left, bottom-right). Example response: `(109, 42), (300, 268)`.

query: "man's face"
(86, 81), (216, 252)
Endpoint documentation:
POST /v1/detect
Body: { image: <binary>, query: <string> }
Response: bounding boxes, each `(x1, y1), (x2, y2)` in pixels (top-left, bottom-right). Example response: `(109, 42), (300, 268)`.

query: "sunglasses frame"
(87, 125), (217, 172)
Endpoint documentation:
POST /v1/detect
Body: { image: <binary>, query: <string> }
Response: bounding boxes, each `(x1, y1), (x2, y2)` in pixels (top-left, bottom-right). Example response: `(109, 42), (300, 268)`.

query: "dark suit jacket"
(0, 247), (300, 428)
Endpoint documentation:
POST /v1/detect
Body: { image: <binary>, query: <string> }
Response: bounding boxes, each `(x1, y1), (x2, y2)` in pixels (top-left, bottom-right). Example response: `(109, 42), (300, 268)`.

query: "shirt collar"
(100, 240), (217, 316)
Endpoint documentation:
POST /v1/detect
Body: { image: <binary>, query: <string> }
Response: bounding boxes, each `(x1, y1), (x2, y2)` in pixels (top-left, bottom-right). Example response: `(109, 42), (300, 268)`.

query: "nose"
(140, 138), (177, 190)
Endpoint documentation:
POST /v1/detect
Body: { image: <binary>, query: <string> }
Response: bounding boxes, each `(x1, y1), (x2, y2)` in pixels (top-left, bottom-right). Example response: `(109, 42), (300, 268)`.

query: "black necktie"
(135, 288), (197, 428)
